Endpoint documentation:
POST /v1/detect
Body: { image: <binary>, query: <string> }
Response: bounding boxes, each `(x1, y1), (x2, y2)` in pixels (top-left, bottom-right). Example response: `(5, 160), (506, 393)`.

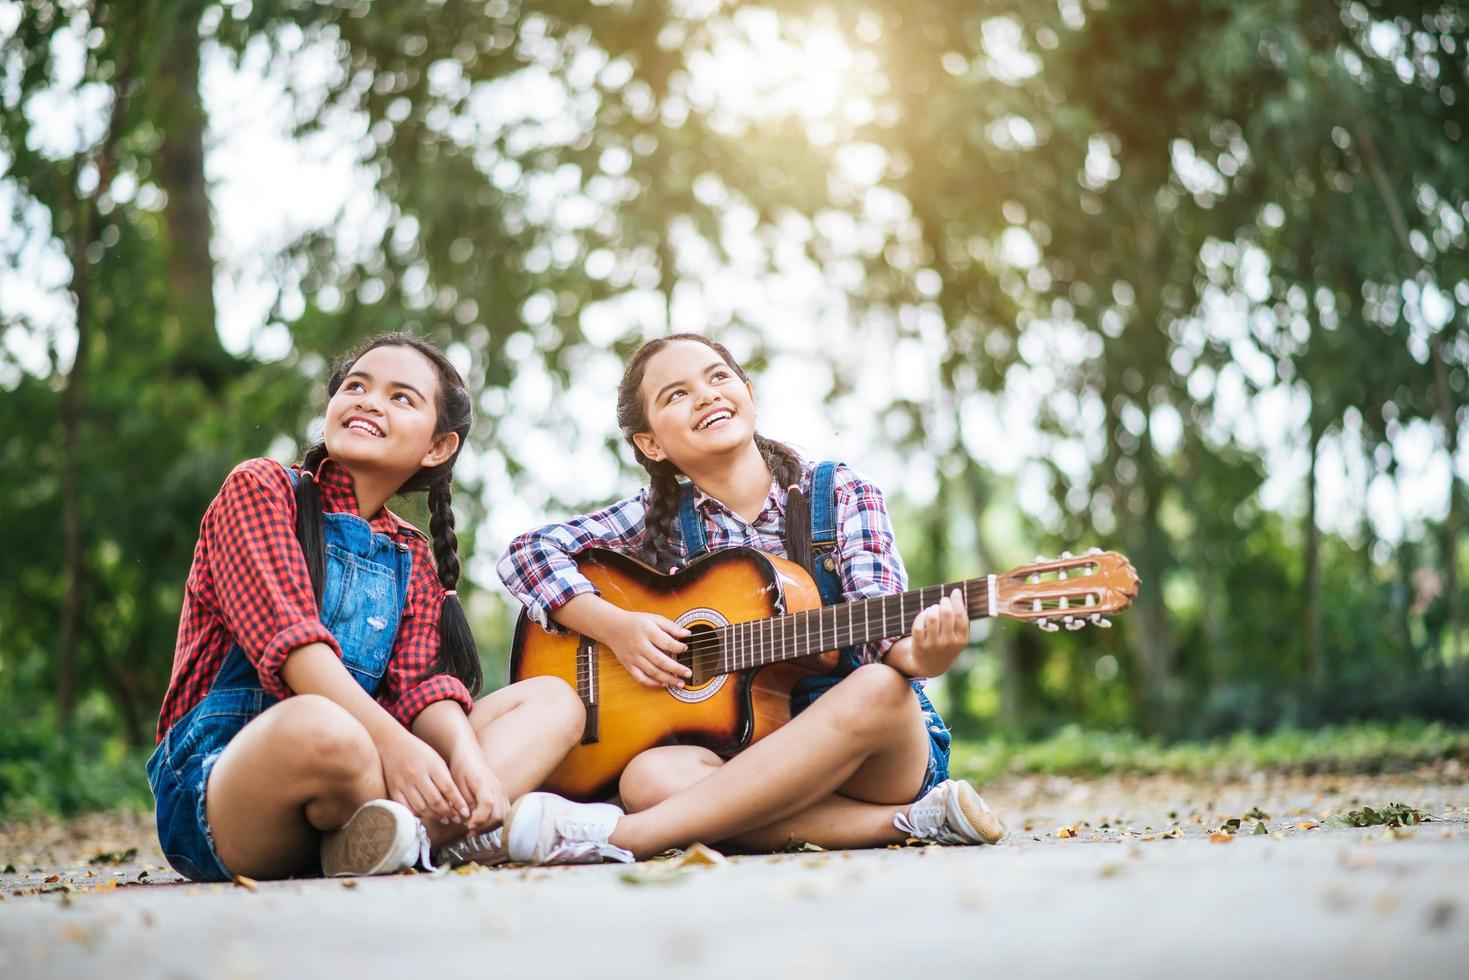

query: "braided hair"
(616, 334), (806, 572)
(293, 332), (482, 694)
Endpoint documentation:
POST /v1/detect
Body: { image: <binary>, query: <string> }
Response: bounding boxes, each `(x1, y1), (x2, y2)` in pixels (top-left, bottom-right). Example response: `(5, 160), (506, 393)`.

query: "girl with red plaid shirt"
(150, 334), (582, 881)
(495, 334), (1005, 866)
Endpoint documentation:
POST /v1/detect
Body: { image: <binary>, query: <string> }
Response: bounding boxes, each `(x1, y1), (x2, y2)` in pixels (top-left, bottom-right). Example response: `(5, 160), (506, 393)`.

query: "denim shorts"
(147, 687), (272, 882)
(790, 674), (952, 801)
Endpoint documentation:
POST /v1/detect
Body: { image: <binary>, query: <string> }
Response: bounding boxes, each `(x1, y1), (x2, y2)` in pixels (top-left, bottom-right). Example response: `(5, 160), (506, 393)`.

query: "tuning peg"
(1089, 613), (1112, 628)
(1061, 550), (1073, 559)
(1064, 616), (1086, 631)
(1036, 618), (1060, 633)
(1086, 547), (1102, 555)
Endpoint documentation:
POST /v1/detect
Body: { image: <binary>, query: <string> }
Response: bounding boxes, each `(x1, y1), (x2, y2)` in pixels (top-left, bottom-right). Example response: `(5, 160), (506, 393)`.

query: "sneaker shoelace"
(546, 815), (633, 864)
(436, 828), (505, 868)
(416, 822), (435, 872)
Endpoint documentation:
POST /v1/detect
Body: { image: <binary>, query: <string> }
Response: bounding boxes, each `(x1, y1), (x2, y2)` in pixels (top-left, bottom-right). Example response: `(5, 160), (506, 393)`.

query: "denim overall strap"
(786, 461), (950, 797)
(807, 461), (843, 606)
(676, 482), (710, 563)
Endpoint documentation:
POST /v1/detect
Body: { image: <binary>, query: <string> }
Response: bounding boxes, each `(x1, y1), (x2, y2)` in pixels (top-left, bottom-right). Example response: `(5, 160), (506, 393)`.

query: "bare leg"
(466, 676), (586, 799)
(619, 745), (909, 851)
(206, 695), (387, 878)
(609, 664), (931, 858)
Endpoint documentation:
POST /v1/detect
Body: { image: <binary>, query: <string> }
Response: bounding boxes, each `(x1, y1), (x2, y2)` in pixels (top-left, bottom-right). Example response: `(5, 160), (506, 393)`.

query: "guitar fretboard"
(707, 579), (993, 675)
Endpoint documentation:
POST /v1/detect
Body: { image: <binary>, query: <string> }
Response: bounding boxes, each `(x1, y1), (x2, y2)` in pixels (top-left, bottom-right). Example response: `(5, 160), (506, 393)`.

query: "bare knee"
(515, 676), (586, 746)
(265, 695), (377, 785)
(823, 664), (915, 740)
(619, 749), (718, 813)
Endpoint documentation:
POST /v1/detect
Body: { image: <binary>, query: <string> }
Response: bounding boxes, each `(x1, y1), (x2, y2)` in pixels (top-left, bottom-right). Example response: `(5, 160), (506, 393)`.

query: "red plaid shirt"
(156, 457), (473, 742)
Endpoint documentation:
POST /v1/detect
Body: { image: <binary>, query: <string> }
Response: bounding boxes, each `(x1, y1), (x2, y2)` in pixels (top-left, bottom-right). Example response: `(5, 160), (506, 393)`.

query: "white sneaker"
(321, 799), (432, 877)
(893, 779), (1006, 845)
(503, 792), (635, 865)
(433, 826), (508, 869)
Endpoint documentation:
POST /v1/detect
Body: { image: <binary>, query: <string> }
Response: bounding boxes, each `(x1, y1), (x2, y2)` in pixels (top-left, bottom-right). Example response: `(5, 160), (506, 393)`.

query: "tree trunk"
(1356, 121), (1461, 663)
(57, 202), (93, 724)
(155, 5), (225, 379)
(1303, 416), (1325, 684)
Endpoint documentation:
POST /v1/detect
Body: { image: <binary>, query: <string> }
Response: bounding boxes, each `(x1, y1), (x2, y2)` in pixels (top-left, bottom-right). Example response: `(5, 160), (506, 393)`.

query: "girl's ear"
(632, 430), (666, 462)
(421, 431), (460, 469)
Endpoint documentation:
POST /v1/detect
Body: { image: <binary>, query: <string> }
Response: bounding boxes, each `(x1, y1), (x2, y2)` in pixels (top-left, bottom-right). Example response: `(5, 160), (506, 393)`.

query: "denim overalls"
(147, 471), (415, 881)
(677, 461), (951, 800)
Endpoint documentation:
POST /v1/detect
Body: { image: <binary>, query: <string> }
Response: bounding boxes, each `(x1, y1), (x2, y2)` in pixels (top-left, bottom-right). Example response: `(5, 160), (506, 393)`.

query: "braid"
(755, 434), (803, 490)
(294, 443), (331, 608)
(428, 478), (482, 695)
(639, 458), (685, 572)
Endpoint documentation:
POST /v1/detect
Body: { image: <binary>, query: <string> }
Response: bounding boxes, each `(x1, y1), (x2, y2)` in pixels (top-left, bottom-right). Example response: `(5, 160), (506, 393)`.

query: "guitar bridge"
(578, 632), (600, 744)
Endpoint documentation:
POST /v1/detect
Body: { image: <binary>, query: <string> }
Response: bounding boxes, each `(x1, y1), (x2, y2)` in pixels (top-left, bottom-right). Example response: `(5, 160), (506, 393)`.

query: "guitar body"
(509, 547), (836, 802)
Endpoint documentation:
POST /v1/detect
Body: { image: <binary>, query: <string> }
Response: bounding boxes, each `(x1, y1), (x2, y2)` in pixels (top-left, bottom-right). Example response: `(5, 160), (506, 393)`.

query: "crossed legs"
(205, 677), (583, 878)
(610, 663), (933, 858)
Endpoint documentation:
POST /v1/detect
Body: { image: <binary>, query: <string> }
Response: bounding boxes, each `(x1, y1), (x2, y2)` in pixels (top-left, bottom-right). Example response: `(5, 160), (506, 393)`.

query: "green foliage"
(950, 720), (1469, 784)
(0, 700), (153, 821)
(2, 0), (1468, 767)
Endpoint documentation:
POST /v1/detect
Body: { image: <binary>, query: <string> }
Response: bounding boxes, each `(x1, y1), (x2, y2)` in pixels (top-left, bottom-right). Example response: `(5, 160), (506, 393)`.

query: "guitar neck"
(708, 577), (995, 676)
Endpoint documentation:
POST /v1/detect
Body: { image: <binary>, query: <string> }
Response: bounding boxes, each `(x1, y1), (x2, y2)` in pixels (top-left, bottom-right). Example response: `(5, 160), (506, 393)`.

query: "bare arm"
(412, 700), (505, 830)
(554, 594), (692, 688)
(281, 643), (469, 824)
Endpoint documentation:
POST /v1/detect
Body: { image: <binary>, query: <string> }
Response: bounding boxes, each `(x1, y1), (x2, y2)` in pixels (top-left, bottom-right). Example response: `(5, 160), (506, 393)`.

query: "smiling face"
(322, 344), (459, 480)
(631, 339), (757, 471)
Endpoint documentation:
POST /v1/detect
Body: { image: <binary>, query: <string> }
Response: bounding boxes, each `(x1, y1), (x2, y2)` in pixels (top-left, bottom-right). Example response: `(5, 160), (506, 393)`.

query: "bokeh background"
(3, 0), (1468, 817)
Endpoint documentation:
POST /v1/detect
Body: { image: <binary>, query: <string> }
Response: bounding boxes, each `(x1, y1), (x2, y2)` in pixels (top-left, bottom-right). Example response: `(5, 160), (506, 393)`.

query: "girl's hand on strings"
(604, 610), (693, 688)
(378, 728), (471, 826)
(908, 588), (970, 676)
(450, 747), (508, 831)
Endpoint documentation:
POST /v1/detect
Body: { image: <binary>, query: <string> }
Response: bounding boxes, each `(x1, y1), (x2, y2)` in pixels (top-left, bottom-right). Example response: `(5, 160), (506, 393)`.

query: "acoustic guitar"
(510, 547), (1140, 801)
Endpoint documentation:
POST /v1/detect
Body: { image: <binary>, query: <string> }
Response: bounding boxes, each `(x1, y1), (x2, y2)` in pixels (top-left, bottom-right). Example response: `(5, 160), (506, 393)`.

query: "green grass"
(5, 716), (1467, 823)
(0, 709), (153, 823)
(950, 720), (1469, 784)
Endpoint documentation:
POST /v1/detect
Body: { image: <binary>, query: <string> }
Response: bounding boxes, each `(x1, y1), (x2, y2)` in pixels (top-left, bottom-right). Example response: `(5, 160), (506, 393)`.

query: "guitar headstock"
(994, 549), (1140, 632)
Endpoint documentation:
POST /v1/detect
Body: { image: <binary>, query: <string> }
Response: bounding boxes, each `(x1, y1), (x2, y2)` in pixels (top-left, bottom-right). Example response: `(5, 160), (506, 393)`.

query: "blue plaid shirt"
(497, 459), (908, 665)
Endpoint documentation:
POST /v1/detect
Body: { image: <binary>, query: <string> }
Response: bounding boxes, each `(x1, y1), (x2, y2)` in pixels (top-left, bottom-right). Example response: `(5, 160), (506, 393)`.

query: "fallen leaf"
(619, 865), (686, 887)
(1208, 831), (1234, 844)
(1252, 821), (1268, 835)
(87, 847), (138, 865)
(44, 875), (60, 884)
(1057, 826), (1078, 839)
(1245, 807), (1269, 820)
(1161, 826), (1183, 840)
(667, 843), (728, 868)
(1428, 900), (1456, 930)
(232, 874), (259, 892)
(1297, 821), (1320, 830)
(340, 880), (359, 889)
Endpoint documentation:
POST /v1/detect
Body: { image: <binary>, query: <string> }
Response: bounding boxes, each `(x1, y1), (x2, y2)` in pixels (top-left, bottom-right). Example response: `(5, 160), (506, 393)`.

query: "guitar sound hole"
(678, 622), (717, 686)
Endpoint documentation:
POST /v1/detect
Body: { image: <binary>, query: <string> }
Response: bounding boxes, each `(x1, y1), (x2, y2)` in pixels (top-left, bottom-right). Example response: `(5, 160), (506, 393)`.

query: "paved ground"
(3, 768), (1467, 979)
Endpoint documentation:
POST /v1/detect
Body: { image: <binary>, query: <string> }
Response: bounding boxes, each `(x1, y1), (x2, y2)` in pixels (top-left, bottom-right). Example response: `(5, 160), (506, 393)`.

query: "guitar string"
(568, 592), (994, 706)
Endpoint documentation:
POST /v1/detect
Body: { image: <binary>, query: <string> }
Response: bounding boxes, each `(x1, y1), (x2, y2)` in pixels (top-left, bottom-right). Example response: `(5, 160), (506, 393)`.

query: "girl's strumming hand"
(908, 588), (970, 676)
(377, 728), (471, 826)
(449, 747), (508, 831)
(603, 610), (693, 688)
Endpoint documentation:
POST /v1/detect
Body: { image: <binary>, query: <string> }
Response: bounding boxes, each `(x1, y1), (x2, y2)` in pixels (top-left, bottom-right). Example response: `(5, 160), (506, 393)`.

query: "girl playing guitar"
(494, 334), (1006, 865)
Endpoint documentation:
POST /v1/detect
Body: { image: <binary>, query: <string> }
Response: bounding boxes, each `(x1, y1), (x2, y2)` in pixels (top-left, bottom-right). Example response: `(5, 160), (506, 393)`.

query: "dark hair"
(615, 333), (806, 572)
(295, 332), (481, 694)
